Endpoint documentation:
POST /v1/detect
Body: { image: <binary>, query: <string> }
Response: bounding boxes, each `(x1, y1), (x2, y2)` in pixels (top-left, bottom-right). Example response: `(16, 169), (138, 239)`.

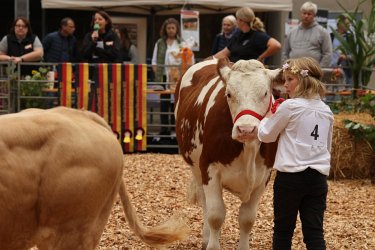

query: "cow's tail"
(118, 181), (189, 247)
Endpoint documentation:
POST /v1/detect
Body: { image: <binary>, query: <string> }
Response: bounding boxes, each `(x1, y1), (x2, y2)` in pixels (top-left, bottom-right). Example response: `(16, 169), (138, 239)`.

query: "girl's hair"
(159, 18), (181, 38)
(283, 57), (326, 99)
(118, 27), (131, 50)
(221, 15), (237, 33)
(235, 7), (265, 32)
(300, 1), (318, 15)
(10, 17), (33, 36)
(91, 10), (113, 32)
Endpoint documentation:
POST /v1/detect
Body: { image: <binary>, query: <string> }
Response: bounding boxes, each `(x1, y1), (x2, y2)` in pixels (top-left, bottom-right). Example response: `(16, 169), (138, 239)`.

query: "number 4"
(310, 125), (319, 140)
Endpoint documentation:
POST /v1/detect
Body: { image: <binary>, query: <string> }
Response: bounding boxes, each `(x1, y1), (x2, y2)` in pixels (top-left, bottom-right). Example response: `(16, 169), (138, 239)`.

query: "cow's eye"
(226, 92), (231, 98)
(264, 91), (268, 97)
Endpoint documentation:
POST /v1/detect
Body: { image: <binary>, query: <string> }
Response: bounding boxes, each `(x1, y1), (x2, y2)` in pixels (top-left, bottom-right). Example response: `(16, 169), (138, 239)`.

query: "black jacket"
(7, 34), (36, 58)
(81, 29), (121, 63)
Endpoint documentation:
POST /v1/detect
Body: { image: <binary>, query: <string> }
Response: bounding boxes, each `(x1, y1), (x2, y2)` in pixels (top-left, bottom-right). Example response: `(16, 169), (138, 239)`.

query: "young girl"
(257, 57), (334, 250)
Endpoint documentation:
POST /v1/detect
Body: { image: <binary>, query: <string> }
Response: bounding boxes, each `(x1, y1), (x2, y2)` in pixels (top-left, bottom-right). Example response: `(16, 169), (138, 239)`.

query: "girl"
(257, 57), (334, 250)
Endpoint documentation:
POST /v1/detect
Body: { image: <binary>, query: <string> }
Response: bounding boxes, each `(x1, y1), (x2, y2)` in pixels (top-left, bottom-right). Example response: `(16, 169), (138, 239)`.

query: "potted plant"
(331, 0), (375, 97)
(21, 66), (50, 109)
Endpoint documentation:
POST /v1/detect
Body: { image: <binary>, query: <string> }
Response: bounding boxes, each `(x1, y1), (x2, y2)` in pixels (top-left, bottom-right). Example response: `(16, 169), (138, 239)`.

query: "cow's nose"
(237, 125), (256, 135)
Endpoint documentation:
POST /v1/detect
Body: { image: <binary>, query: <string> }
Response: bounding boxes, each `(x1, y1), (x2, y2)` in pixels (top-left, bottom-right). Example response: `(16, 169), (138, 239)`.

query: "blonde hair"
(221, 15), (237, 33)
(235, 7), (265, 32)
(283, 57), (326, 99)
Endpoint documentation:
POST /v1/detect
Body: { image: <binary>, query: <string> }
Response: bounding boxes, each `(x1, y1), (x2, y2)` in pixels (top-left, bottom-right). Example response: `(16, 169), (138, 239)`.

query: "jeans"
(273, 168), (328, 250)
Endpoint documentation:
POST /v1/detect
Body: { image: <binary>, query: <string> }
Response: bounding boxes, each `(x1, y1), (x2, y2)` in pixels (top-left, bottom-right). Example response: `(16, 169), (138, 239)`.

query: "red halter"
(233, 95), (273, 123)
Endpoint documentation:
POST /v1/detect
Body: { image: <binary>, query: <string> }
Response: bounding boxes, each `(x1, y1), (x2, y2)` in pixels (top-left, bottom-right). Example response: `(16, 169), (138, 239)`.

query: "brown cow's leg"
(203, 167), (225, 250)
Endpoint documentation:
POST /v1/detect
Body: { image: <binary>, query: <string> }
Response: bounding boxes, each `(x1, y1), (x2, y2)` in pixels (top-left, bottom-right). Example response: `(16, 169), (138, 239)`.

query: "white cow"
(175, 57), (281, 250)
(0, 107), (187, 250)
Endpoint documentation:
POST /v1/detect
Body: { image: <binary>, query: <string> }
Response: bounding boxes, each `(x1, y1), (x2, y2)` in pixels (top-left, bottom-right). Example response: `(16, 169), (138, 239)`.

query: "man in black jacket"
(43, 17), (79, 63)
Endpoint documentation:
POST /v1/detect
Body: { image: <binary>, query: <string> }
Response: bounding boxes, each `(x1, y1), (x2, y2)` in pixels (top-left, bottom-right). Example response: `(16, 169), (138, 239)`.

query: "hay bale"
(330, 113), (375, 180)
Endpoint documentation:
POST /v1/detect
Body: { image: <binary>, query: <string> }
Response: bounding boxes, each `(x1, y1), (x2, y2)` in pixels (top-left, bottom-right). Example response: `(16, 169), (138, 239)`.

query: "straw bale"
(331, 113), (375, 180)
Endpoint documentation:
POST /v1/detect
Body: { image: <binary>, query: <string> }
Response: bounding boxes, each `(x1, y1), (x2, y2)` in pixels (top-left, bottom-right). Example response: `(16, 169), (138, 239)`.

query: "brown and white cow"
(0, 107), (188, 250)
(175, 57), (281, 250)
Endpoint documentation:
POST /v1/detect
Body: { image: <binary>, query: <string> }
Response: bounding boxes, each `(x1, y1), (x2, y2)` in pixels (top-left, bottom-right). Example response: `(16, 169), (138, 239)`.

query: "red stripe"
(61, 64), (66, 106)
(91, 93), (96, 112)
(98, 65), (103, 115)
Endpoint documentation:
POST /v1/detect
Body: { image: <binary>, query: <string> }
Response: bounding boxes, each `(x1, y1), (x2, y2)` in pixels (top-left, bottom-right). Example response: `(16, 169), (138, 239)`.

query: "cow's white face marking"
(219, 60), (281, 143)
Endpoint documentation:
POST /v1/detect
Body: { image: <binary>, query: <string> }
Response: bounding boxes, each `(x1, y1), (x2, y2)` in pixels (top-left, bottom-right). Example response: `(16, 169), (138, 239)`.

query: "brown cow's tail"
(118, 181), (189, 247)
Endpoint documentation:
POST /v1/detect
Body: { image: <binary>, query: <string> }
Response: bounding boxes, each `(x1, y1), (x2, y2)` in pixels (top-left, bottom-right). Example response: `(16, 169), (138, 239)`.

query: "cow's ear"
(266, 68), (282, 81)
(217, 57), (231, 84)
(267, 68), (285, 90)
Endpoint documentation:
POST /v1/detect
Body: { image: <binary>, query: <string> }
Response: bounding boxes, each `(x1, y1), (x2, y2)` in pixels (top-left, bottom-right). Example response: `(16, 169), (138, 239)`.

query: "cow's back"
(0, 107), (123, 249)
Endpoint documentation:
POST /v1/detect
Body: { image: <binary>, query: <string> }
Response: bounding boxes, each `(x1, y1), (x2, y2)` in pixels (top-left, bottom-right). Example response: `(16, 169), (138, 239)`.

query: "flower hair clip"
(282, 63), (289, 71)
(282, 62), (309, 78)
(300, 69), (309, 78)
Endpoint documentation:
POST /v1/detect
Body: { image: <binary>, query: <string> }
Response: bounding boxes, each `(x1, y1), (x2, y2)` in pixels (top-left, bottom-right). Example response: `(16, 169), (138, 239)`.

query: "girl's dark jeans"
(273, 168), (328, 250)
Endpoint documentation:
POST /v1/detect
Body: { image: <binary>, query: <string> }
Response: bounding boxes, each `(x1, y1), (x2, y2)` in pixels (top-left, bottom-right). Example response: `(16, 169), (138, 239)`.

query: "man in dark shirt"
(43, 17), (79, 62)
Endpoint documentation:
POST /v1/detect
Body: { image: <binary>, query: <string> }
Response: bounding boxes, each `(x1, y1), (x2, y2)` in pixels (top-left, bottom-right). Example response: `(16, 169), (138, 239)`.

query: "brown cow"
(0, 107), (188, 249)
(175, 57), (281, 250)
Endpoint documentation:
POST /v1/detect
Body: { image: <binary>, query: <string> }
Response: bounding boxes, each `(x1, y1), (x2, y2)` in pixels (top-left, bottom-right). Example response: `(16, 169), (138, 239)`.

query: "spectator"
(331, 14), (352, 85)
(81, 10), (121, 63)
(115, 27), (139, 64)
(151, 18), (183, 136)
(214, 7), (281, 64)
(211, 15), (238, 55)
(42, 17), (79, 62)
(282, 1), (332, 68)
(0, 17), (43, 64)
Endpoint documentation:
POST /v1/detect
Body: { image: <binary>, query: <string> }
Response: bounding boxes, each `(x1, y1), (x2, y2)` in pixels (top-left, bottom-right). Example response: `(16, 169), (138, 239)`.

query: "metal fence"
(1, 61), (373, 153)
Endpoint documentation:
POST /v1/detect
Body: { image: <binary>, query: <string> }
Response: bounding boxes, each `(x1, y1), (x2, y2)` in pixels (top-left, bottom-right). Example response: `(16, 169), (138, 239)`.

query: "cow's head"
(217, 58), (281, 143)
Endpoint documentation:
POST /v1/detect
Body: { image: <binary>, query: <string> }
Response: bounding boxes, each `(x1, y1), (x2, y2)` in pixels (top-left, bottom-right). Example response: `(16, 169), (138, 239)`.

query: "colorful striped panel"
(97, 64), (109, 123)
(111, 63), (122, 144)
(136, 64), (147, 152)
(60, 63), (72, 107)
(77, 63), (89, 109)
(123, 64), (135, 153)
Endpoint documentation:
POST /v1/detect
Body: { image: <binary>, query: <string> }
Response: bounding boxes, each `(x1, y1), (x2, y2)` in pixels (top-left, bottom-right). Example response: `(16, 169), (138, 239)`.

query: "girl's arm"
(257, 102), (290, 143)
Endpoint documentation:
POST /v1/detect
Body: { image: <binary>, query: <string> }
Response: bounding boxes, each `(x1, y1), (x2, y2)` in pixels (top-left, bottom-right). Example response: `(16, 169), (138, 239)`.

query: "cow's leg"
(36, 197), (115, 250)
(237, 182), (268, 250)
(203, 167), (225, 250)
(201, 188), (210, 249)
(35, 165), (121, 250)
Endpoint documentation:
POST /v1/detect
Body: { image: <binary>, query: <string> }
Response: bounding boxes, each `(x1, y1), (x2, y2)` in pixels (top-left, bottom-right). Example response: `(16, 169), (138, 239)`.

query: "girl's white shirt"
(258, 97), (334, 176)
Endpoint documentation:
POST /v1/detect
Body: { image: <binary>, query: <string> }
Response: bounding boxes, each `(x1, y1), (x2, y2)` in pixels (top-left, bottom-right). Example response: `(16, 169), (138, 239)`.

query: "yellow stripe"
(128, 64), (134, 152)
(141, 64), (147, 151)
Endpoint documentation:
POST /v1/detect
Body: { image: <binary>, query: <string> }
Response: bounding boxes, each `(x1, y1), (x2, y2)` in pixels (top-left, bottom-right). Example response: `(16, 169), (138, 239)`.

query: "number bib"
(296, 112), (330, 147)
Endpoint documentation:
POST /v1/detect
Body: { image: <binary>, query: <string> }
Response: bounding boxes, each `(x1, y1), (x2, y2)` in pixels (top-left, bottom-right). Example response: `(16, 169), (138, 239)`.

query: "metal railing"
(1, 61), (374, 153)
